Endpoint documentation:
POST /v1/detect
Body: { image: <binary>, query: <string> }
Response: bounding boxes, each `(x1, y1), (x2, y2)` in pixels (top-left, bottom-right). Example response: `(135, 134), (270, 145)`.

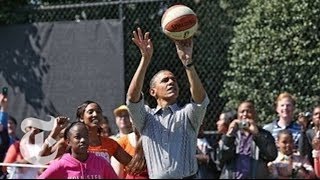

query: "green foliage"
(221, 0), (320, 123)
(9, 0), (317, 128)
(0, 0), (248, 130)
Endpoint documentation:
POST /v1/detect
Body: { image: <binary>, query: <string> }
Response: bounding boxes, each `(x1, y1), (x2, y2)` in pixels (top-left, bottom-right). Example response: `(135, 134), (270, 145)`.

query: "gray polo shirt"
(127, 94), (210, 179)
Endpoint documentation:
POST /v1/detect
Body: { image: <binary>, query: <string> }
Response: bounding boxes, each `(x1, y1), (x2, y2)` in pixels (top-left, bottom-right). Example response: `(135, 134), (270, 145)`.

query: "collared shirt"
(235, 131), (253, 179)
(268, 151), (314, 179)
(127, 94), (210, 179)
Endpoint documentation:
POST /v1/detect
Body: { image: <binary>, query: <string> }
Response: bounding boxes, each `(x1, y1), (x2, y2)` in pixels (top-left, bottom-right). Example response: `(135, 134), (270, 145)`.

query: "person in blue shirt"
(8, 115), (19, 145)
(263, 92), (303, 154)
(126, 27), (209, 179)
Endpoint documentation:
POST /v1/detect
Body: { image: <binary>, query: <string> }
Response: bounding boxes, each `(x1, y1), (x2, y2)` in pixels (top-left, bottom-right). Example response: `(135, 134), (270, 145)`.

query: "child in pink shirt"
(38, 122), (118, 179)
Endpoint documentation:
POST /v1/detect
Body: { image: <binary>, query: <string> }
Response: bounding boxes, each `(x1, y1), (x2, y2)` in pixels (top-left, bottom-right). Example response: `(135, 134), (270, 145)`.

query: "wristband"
(44, 137), (57, 147)
(312, 150), (320, 158)
(185, 62), (194, 68)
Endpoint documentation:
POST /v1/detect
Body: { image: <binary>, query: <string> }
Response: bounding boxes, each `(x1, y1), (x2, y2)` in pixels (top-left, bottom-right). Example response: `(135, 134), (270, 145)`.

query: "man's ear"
(149, 88), (156, 97)
(66, 139), (70, 146)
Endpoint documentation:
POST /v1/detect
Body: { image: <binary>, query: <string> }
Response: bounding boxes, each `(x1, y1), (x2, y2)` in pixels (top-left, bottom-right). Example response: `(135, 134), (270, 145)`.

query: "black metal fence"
(3, 0), (245, 130)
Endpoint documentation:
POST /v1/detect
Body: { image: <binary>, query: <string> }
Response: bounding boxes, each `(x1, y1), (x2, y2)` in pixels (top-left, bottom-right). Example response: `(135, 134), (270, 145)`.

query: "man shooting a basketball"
(126, 27), (209, 179)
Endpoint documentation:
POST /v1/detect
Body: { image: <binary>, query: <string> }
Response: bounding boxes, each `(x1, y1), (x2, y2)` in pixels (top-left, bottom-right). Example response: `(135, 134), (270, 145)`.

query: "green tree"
(0, 0), (248, 130)
(221, 0), (320, 124)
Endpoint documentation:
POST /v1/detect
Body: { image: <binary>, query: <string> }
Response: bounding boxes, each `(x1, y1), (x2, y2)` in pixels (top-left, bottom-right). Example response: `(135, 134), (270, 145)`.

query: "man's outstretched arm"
(127, 27), (154, 103)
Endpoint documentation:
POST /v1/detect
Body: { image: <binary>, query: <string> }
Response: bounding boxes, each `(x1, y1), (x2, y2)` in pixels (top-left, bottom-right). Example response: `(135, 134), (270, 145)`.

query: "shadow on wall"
(0, 24), (59, 116)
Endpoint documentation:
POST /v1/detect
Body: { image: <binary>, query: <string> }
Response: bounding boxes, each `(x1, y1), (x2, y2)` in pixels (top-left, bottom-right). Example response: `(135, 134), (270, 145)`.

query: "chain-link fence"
(3, 0), (320, 131)
(4, 0), (245, 131)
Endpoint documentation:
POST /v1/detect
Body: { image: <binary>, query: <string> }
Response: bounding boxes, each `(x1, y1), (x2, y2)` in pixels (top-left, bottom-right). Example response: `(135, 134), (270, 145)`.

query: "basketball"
(161, 4), (198, 40)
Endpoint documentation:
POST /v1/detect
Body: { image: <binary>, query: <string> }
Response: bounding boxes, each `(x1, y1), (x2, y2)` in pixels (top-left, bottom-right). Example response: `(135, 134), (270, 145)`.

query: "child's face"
(67, 124), (89, 154)
(277, 133), (294, 155)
